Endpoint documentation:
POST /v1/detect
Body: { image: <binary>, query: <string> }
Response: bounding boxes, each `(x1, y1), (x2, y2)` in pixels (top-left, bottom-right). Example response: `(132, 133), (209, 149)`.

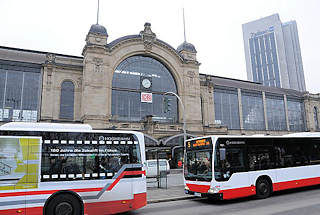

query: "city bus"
(184, 134), (320, 200)
(0, 122), (146, 215)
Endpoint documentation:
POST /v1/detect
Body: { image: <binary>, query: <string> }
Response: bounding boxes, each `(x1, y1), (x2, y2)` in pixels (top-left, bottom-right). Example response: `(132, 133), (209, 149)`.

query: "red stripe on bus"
(132, 192), (147, 210)
(0, 206), (43, 215)
(219, 186), (255, 200)
(0, 193), (147, 215)
(25, 206), (43, 215)
(124, 170), (146, 176)
(107, 172), (126, 191)
(219, 176), (320, 200)
(273, 176), (320, 191)
(186, 183), (210, 193)
(0, 187), (103, 198)
(85, 192), (147, 214)
(186, 176), (320, 200)
(106, 170), (145, 191)
(0, 170), (145, 198)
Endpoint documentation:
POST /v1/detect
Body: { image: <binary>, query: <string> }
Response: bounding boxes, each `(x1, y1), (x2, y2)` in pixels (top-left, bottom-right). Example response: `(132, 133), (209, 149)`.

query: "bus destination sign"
(187, 138), (212, 149)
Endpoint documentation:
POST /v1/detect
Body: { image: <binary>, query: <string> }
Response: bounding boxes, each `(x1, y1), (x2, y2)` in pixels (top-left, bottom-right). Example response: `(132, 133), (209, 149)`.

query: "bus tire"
(45, 193), (82, 215)
(255, 177), (271, 199)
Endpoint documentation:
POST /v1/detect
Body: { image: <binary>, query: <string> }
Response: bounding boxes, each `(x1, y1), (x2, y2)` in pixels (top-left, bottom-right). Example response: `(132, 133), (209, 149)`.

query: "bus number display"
(187, 138), (212, 149)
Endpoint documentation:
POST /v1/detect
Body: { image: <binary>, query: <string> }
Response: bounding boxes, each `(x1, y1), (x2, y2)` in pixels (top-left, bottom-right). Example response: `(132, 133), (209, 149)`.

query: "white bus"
(184, 134), (320, 200)
(0, 122), (146, 215)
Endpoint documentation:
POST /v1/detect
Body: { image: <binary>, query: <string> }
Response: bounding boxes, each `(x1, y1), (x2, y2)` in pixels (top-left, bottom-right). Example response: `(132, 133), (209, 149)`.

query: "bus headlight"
(209, 186), (220, 194)
(185, 185), (190, 191)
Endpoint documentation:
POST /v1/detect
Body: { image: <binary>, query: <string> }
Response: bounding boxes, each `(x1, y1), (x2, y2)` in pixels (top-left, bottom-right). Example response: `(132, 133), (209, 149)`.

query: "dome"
(177, 41), (197, 53)
(89, 24), (108, 36)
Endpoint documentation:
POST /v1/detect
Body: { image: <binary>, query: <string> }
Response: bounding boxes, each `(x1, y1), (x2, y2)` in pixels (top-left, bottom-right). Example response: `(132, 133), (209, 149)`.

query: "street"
(129, 185), (320, 215)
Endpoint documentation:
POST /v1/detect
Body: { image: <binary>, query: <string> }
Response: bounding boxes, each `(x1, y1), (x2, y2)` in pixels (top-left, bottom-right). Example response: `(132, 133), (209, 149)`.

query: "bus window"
(215, 143), (246, 181)
(98, 145), (130, 174)
(41, 140), (142, 181)
(226, 148), (246, 172)
(274, 138), (311, 168)
(248, 146), (274, 171)
(310, 139), (320, 164)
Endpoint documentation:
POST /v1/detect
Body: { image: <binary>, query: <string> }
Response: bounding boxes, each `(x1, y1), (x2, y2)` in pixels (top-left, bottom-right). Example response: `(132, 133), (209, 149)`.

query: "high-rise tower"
(242, 14), (306, 91)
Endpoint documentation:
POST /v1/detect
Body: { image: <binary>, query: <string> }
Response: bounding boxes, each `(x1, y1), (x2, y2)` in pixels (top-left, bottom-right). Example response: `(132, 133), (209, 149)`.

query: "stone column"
(81, 24), (110, 128)
(40, 54), (56, 122)
(238, 88), (244, 130)
(262, 92), (268, 131)
(303, 95), (313, 132)
(211, 87), (215, 124)
(284, 94), (290, 131)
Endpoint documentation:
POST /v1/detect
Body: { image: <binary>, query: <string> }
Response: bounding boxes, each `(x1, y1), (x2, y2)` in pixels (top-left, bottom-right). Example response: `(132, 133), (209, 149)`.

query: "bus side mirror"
(219, 148), (226, 161)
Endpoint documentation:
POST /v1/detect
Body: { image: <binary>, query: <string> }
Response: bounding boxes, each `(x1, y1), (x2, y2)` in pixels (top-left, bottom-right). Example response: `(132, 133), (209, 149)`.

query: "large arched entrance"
(111, 55), (178, 123)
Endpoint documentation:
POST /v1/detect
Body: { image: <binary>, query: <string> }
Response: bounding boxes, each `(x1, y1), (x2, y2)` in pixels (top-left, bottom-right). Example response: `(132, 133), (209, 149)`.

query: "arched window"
(59, 81), (75, 120)
(314, 106), (318, 129)
(112, 56), (178, 122)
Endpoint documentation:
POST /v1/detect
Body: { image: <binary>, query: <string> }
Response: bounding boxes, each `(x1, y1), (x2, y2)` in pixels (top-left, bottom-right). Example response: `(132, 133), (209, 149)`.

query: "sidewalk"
(146, 170), (196, 203)
(147, 185), (196, 203)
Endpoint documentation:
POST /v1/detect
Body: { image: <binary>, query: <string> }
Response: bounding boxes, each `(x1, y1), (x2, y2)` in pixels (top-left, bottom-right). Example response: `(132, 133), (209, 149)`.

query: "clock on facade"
(141, 78), (152, 89)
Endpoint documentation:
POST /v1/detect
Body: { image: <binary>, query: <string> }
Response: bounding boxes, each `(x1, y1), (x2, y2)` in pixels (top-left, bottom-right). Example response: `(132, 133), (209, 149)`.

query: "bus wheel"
(256, 178), (271, 199)
(46, 193), (82, 215)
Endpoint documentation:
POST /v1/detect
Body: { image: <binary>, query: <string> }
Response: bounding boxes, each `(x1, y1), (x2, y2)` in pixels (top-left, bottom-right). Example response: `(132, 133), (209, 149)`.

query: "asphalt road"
(125, 185), (320, 215)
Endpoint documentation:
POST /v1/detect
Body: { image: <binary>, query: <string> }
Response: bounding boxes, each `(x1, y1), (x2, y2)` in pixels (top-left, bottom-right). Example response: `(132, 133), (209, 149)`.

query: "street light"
(164, 92), (186, 148)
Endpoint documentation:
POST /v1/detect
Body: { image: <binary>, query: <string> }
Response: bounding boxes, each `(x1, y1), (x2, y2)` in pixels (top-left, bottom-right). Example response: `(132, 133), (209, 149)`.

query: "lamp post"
(164, 92), (186, 148)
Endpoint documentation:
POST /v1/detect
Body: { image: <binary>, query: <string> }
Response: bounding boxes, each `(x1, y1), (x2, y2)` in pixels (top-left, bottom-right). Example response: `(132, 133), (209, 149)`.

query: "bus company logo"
(141, 92), (152, 103)
(99, 136), (131, 141)
(226, 140), (245, 145)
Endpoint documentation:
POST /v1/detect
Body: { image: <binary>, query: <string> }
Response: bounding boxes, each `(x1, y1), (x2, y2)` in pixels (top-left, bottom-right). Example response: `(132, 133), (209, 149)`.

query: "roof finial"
(183, 8), (187, 42)
(96, 0), (100, 24)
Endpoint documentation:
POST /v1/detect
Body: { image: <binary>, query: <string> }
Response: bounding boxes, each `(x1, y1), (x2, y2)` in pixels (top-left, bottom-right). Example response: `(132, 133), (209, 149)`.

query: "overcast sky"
(1, 0), (319, 93)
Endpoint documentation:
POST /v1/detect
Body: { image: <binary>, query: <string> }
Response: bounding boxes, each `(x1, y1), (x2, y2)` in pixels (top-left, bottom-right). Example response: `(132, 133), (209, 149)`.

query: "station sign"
(141, 92), (152, 103)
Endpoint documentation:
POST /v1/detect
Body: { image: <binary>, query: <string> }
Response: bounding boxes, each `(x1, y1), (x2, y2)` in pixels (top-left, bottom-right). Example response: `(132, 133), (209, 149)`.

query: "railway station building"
(0, 23), (319, 168)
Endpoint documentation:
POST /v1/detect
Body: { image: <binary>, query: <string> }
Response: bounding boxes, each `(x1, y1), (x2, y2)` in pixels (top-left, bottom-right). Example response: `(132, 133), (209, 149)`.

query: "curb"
(147, 195), (197, 204)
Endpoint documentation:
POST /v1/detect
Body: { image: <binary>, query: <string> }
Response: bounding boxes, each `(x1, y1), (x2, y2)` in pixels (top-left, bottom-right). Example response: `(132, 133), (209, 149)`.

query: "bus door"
(0, 136), (41, 215)
(214, 138), (252, 199)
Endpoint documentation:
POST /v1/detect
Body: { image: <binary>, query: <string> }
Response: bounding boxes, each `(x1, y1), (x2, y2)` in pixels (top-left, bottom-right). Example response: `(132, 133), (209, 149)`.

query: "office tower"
(242, 14), (306, 91)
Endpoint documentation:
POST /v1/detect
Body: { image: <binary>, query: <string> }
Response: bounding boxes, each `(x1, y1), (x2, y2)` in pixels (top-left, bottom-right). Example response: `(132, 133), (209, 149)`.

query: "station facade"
(0, 23), (319, 168)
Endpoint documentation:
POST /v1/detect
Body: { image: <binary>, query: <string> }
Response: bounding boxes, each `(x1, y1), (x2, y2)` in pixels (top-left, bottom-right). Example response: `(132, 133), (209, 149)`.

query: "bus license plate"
(194, 192), (202, 197)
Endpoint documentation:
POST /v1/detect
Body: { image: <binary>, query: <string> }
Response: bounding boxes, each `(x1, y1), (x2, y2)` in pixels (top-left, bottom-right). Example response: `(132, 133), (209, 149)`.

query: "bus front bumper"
(184, 189), (223, 200)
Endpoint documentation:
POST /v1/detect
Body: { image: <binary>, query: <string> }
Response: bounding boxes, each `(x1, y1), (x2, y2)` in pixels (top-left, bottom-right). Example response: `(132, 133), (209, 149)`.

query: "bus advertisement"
(0, 122), (146, 215)
(184, 134), (320, 200)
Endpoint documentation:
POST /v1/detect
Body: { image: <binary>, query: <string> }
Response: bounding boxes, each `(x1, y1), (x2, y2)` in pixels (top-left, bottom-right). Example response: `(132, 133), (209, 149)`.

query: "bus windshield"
(185, 138), (213, 182)
(185, 150), (212, 181)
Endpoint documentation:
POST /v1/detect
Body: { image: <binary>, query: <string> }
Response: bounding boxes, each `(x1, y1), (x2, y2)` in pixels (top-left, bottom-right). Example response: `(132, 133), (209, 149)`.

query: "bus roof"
(0, 122), (144, 138)
(0, 122), (92, 132)
(282, 132), (320, 137)
(187, 133), (320, 142)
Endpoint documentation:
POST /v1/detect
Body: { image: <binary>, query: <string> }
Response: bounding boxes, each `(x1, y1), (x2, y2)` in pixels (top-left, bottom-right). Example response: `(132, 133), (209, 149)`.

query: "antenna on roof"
(183, 8), (187, 42)
(96, 0), (100, 24)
